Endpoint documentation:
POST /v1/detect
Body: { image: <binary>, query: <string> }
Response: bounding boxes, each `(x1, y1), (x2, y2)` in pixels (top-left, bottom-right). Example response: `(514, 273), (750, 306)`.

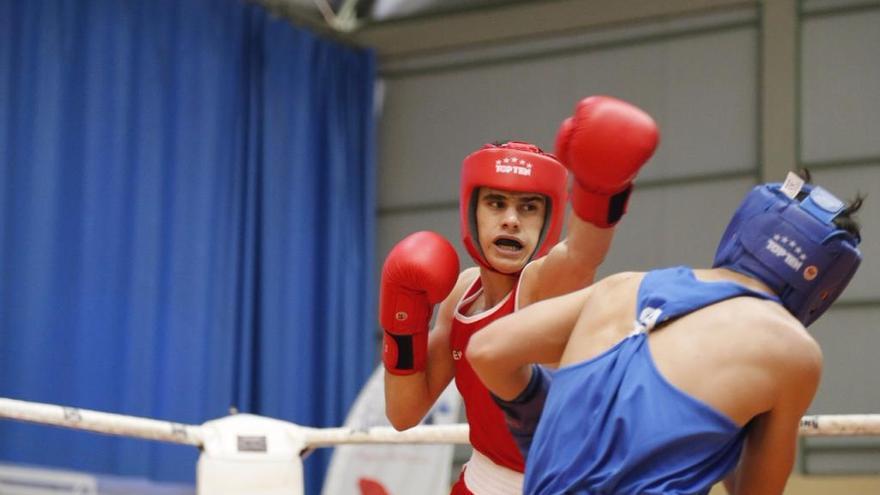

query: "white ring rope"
(1, 397), (879, 448)
(0, 397), (204, 446)
(798, 414), (880, 437)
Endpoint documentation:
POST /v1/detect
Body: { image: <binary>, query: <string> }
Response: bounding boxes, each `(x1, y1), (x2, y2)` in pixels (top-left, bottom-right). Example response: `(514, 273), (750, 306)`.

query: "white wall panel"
(801, 9), (880, 162)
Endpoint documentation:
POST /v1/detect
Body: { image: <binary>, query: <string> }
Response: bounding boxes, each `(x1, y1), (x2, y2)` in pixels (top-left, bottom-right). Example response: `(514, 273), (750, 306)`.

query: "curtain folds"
(0, 1), (376, 492)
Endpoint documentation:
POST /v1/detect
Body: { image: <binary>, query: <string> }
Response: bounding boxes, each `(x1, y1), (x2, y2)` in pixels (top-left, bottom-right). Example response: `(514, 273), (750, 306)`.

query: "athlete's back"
(559, 267), (819, 427)
(524, 267), (822, 494)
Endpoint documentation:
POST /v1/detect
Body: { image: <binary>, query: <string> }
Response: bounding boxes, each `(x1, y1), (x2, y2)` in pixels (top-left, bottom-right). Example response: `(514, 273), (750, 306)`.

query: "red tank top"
(450, 276), (525, 473)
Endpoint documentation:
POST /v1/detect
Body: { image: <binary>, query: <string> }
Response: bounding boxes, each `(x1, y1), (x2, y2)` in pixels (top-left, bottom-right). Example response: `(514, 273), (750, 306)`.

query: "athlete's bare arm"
(519, 219), (614, 306)
(470, 271), (641, 400)
(385, 268), (479, 430)
(723, 321), (823, 495)
(468, 285), (593, 400)
(519, 97), (658, 308)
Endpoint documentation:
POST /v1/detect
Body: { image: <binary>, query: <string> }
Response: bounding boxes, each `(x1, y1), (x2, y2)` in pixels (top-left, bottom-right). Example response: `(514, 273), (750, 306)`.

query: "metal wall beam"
(760, 0), (798, 182)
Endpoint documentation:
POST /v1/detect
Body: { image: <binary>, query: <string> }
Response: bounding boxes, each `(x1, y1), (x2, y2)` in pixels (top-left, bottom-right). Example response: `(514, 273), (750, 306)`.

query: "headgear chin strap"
(460, 142), (569, 273)
(713, 179), (861, 326)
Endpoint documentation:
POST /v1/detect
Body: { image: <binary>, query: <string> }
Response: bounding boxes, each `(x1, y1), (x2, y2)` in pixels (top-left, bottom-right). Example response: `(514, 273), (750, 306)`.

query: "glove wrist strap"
(571, 183), (632, 228)
(383, 331), (427, 375)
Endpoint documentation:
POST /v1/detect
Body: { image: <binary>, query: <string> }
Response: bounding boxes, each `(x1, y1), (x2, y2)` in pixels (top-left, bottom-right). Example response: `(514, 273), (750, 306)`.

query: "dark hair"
(794, 168), (864, 240)
(835, 195), (864, 240)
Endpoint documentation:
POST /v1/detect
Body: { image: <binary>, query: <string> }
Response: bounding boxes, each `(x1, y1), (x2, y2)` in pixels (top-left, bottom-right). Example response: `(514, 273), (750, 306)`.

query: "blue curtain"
(0, 0), (376, 492)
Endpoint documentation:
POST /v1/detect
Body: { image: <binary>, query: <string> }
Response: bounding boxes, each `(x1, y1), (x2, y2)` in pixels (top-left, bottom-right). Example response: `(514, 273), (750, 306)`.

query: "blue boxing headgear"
(713, 178), (861, 326)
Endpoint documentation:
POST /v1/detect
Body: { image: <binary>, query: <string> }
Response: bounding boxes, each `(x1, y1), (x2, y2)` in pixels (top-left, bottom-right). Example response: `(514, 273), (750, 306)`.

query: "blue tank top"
(523, 266), (781, 495)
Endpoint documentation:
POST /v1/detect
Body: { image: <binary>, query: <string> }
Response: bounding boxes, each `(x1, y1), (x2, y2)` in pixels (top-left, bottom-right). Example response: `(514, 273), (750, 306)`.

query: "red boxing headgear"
(460, 141), (569, 272)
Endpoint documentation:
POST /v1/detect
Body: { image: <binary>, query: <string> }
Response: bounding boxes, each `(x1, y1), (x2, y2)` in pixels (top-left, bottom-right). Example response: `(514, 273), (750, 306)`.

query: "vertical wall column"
(761, 0), (798, 181)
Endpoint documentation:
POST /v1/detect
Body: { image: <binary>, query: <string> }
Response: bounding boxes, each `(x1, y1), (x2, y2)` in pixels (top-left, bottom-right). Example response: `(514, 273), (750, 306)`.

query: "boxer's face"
(475, 187), (547, 273)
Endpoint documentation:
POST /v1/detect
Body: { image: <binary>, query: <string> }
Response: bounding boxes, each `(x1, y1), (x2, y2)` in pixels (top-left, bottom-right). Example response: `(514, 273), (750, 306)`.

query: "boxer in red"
(379, 96), (659, 494)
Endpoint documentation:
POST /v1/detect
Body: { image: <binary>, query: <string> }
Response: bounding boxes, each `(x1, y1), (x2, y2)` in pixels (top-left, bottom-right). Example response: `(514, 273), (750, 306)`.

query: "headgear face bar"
(713, 173), (862, 326)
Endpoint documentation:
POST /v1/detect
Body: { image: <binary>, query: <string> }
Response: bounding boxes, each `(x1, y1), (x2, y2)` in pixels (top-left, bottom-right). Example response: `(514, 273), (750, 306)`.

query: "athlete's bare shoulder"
(595, 271), (644, 289)
(588, 271), (645, 303)
(576, 271), (646, 324)
(435, 267), (481, 318)
(716, 297), (822, 372)
(458, 266), (481, 286)
(557, 271), (647, 365)
(451, 267), (481, 300)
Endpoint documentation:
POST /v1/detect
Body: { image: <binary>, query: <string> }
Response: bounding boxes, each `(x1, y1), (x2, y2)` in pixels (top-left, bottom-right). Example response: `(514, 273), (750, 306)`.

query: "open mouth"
(494, 237), (524, 251)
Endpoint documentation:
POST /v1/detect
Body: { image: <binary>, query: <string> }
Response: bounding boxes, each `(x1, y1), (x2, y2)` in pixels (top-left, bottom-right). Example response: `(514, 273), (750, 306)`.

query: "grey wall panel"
(803, 0), (880, 12)
(659, 29), (758, 178)
(801, 440), (880, 475)
(809, 306), (880, 415)
(798, 18), (879, 472)
(378, 24), (759, 211)
(809, 166), (879, 302)
(596, 177), (756, 278)
(566, 28), (758, 180)
(798, 11), (879, 477)
(804, 305), (880, 475)
(801, 9), (880, 162)
(378, 58), (571, 210)
(378, 177), (763, 284)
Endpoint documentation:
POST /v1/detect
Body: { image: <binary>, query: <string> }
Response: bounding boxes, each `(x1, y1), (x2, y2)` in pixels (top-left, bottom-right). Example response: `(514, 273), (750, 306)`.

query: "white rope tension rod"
(0, 397), (204, 447)
(798, 414), (880, 437)
(2, 397), (879, 447)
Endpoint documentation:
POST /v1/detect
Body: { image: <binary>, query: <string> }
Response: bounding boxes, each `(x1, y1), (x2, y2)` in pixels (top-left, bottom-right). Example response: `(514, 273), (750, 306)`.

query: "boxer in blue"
(468, 172), (863, 495)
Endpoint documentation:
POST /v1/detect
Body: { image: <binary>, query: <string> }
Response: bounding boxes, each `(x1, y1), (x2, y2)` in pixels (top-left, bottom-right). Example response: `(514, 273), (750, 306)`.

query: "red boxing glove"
(380, 231), (460, 375)
(555, 95), (659, 227)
